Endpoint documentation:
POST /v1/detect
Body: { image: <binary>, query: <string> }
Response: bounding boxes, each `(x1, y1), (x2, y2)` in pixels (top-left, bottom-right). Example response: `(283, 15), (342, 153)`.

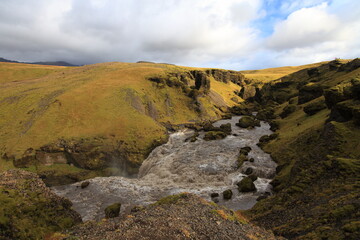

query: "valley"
(0, 59), (359, 239)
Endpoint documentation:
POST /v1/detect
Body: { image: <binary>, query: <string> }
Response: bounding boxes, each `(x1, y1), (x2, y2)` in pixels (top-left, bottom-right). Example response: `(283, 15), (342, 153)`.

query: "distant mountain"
(0, 57), (77, 66)
(0, 57), (19, 63)
(30, 61), (78, 67)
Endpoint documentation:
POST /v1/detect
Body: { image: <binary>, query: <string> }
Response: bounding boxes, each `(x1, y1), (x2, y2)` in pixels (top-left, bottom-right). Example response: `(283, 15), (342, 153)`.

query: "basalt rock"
(298, 84), (324, 104)
(222, 189), (233, 200)
(105, 203), (122, 218)
(303, 100), (327, 116)
(236, 116), (260, 129)
(237, 177), (256, 192)
(203, 131), (227, 141)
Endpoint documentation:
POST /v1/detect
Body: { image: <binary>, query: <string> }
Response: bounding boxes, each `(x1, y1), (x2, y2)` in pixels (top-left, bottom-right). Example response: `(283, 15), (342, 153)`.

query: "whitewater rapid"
(52, 116), (276, 221)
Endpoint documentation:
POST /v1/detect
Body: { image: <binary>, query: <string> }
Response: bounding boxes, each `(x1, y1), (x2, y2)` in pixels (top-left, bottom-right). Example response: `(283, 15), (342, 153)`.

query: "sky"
(0, 0), (359, 70)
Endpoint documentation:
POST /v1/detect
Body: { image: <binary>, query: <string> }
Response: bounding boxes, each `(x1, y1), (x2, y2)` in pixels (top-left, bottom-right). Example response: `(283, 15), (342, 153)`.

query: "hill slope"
(243, 58), (360, 239)
(53, 193), (281, 240)
(0, 61), (246, 183)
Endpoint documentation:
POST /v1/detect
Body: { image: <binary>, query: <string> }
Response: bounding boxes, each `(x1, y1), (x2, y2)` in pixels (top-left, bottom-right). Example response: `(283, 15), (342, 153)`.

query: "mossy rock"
(236, 116), (260, 129)
(256, 108), (276, 121)
(203, 131), (227, 141)
(239, 146), (251, 155)
(222, 189), (233, 200)
(237, 177), (256, 192)
(269, 120), (280, 131)
(105, 203), (122, 218)
(298, 84), (324, 104)
(219, 123), (232, 135)
(237, 154), (248, 168)
(324, 83), (353, 108)
(185, 132), (199, 142)
(328, 100), (356, 122)
(280, 104), (296, 118)
(80, 181), (90, 189)
(303, 100), (327, 116)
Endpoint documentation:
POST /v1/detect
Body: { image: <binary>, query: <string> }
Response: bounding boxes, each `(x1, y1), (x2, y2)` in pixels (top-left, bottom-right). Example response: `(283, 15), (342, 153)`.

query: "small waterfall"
(52, 116), (276, 221)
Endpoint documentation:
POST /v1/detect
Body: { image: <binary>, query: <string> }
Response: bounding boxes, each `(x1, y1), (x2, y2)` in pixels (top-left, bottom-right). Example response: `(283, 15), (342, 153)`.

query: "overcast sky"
(0, 0), (359, 70)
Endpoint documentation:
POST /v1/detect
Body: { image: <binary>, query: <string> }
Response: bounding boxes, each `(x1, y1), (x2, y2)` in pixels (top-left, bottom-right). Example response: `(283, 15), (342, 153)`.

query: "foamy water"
(52, 116), (276, 221)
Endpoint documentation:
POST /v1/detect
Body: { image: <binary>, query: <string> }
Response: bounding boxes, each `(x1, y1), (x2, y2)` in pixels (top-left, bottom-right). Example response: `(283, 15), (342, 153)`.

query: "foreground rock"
(54, 193), (281, 240)
(0, 170), (81, 240)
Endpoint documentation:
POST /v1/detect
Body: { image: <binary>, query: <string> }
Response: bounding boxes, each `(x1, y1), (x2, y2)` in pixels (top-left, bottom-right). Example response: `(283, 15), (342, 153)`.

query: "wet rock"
(105, 203), (121, 218)
(249, 174), (258, 182)
(237, 177), (256, 192)
(222, 189), (233, 200)
(244, 167), (254, 175)
(303, 100), (327, 116)
(185, 132), (199, 142)
(239, 146), (252, 155)
(219, 123), (232, 135)
(81, 181), (90, 189)
(237, 154), (248, 168)
(210, 192), (219, 198)
(236, 116), (260, 128)
(203, 131), (227, 141)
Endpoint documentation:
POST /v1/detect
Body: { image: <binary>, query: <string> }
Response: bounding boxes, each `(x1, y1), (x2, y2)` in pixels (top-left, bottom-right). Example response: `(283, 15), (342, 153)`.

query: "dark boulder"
(203, 131), (227, 141)
(237, 177), (256, 192)
(236, 116), (260, 128)
(105, 203), (122, 218)
(219, 123), (232, 135)
(80, 181), (90, 189)
(244, 167), (254, 175)
(210, 192), (219, 198)
(239, 146), (251, 155)
(222, 189), (233, 200)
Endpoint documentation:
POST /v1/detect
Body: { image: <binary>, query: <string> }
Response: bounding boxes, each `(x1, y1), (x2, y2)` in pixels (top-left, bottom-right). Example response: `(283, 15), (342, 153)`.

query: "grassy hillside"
(240, 60), (351, 82)
(0, 62), (244, 183)
(244, 59), (360, 239)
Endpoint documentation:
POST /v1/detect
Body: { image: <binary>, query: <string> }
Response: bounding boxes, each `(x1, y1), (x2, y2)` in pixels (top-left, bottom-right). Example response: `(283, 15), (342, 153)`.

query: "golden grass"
(0, 62), (238, 160)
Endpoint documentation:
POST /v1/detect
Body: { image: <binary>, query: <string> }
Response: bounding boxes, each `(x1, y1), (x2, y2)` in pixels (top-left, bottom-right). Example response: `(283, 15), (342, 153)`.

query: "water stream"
(52, 116), (276, 221)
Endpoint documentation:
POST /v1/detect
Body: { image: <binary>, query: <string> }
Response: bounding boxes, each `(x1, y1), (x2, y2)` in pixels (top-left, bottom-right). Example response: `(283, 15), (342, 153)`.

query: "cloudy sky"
(0, 0), (359, 70)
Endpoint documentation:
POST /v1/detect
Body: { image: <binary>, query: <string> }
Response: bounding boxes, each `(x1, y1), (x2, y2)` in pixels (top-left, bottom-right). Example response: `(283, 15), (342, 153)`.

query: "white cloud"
(267, 3), (340, 50)
(0, 0), (358, 69)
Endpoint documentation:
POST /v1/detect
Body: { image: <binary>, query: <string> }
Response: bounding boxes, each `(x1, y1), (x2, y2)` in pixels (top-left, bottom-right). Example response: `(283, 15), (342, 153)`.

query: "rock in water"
(222, 189), (233, 200)
(237, 177), (256, 192)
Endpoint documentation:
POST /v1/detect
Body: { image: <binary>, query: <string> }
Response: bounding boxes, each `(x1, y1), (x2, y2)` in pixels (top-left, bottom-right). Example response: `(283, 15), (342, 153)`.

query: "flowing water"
(52, 116), (276, 221)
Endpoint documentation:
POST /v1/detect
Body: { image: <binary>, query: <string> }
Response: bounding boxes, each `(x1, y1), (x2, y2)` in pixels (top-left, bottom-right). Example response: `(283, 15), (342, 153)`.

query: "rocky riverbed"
(52, 116), (277, 221)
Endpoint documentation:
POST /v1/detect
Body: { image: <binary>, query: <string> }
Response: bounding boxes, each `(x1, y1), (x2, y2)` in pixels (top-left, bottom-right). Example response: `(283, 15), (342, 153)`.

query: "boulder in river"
(237, 177), (256, 192)
(236, 116), (260, 129)
(203, 131), (227, 141)
(222, 189), (233, 200)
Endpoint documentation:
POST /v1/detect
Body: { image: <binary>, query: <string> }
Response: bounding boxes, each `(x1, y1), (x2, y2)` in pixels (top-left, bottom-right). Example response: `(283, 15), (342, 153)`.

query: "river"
(52, 116), (276, 221)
